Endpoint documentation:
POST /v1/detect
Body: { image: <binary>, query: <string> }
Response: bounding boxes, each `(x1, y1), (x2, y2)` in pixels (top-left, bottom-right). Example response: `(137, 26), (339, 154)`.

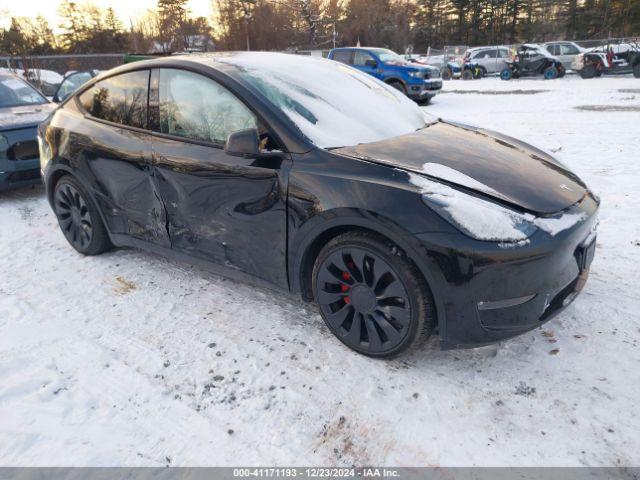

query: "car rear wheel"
(312, 231), (436, 358)
(543, 66), (558, 79)
(53, 175), (112, 255)
(580, 64), (596, 79)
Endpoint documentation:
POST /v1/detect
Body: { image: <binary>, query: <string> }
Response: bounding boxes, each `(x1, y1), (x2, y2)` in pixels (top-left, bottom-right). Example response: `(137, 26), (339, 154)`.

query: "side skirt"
(109, 234), (293, 298)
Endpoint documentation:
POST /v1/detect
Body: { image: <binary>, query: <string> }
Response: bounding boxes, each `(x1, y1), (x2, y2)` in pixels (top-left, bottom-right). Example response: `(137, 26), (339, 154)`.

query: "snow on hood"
(0, 103), (56, 130)
(409, 172), (535, 242)
(419, 162), (500, 197)
(409, 172), (588, 241)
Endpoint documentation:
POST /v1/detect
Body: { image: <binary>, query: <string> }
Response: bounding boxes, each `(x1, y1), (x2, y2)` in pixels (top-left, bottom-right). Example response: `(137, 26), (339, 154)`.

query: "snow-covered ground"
(1, 75), (639, 467)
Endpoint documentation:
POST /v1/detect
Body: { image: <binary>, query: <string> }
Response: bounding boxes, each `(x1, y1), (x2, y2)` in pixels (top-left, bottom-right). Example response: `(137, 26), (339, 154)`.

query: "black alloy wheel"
(313, 231), (435, 357)
(53, 176), (112, 255)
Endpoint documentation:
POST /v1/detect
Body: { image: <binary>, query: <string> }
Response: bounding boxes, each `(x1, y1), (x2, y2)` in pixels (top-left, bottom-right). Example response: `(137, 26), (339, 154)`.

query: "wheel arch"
(383, 77), (406, 89)
(45, 163), (115, 243)
(290, 211), (443, 328)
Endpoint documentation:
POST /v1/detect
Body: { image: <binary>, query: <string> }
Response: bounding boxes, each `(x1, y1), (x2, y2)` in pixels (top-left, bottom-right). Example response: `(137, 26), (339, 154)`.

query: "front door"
(149, 68), (289, 288)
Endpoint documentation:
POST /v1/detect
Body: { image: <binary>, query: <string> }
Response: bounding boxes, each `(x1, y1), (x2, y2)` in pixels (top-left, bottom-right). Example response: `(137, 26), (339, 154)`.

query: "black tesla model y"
(38, 53), (599, 357)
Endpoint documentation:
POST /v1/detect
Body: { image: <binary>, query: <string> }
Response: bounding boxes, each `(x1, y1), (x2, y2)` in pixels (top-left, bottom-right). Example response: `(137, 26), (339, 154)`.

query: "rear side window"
(158, 69), (257, 145)
(561, 44), (579, 55)
(79, 70), (149, 129)
(332, 50), (352, 64)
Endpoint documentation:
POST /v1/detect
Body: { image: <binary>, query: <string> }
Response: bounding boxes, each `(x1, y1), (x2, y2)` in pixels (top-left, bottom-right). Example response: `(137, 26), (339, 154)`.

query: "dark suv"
(328, 47), (442, 104)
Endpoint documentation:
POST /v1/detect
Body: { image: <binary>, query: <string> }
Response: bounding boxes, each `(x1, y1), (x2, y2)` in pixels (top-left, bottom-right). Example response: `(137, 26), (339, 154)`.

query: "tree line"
(1, 0), (639, 57)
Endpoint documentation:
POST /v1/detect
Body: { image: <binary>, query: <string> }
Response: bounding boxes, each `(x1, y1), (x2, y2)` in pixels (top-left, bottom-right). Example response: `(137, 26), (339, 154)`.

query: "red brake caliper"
(341, 271), (351, 303)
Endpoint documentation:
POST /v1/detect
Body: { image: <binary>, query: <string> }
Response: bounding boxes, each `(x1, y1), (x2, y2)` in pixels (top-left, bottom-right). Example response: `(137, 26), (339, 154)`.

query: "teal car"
(1, 71), (55, 190)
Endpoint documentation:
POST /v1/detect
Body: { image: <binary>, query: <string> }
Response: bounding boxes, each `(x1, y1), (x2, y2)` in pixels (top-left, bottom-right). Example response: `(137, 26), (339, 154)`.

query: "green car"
(0, 71), (55, 190)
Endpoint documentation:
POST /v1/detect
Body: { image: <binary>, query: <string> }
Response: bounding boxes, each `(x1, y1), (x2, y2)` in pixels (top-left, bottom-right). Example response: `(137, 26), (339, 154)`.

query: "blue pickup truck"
(328, 47), (442, 104)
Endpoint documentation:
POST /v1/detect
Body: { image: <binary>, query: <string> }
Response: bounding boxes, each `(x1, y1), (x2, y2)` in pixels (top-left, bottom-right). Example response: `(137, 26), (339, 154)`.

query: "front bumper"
(412, 193), (599, 349)
(0, 127), (42, 190)
(407, 79), (442, 99)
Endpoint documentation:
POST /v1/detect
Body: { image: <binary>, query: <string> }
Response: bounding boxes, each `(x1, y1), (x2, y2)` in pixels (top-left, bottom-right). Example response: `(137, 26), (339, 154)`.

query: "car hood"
(333, 120), (587, 214)
(0, 103), (55, 131)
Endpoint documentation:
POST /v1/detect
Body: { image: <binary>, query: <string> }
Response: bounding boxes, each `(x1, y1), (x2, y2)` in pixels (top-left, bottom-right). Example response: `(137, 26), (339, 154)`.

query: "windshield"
(0, 75), (47, 108)
(369, 48), (407, 64)
(219, 52), (431, 149)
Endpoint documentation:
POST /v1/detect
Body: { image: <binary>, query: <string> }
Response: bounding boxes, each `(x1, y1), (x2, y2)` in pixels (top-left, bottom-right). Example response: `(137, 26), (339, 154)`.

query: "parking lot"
(1, 75), (639, 466)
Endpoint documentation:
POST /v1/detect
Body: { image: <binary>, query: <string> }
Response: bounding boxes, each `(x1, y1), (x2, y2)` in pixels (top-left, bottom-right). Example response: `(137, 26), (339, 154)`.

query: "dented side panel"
(150, 135), (289, 289)
(50, 109), (170, 247)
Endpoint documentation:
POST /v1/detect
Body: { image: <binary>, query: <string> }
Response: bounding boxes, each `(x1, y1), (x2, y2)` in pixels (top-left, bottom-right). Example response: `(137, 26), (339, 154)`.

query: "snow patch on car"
(216, 52), (431, 149)
(419, 162), (500, 196)
(535, 212), (588, 236)
(409, 172), (535, 242)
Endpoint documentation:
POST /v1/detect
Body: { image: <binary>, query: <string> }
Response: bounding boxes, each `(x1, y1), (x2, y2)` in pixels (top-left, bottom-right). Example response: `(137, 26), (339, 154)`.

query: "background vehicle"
(328, 47), (441, 104)
(39, 53), (598, 358)
(53, 70), (100, 103)
(0, 71), (55, 190)
(501, 44), (566, 80)
(440, 61), (462, 80)
(572, 42), (640, 78)
(543, 41), (586, 70)
(463, 46), (512, 75)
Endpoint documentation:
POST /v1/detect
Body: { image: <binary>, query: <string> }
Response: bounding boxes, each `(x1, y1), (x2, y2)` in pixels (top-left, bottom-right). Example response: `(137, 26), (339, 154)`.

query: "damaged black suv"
(39, 53), (599, 357)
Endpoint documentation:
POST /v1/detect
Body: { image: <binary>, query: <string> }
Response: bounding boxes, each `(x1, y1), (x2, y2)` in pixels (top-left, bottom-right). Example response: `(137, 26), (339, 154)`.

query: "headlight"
(37, 131), (52, 169)
(409, 70), (424, 78)
(411, 174), (538, 243)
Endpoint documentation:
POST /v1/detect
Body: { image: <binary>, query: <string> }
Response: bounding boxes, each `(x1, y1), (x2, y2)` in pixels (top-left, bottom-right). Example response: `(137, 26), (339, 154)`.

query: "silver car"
(543, 42), (585, 70)
(463, 46), (512, 75)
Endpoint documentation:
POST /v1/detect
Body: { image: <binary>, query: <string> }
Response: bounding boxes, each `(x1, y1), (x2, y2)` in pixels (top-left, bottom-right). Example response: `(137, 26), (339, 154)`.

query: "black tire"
(580, 64), (596, 79)
(53, 175), (113, 255)
(388, 81), (406, 95)
(477, 66), (486, 78)
(462, 69), (474, 80)
(417, 96), (431, 106)
(634, 63), (640, 79)
(312, 231), (436, 358)
(441, 68), (452, 81)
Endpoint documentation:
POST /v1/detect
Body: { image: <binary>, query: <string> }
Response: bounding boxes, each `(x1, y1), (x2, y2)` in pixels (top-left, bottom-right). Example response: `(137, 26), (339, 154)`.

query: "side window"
(353, 51), (375, 66)
(332, 50), (352, 65)
(79, 70), (149, 129)
(158, 69), (257, 145)
(498, 48), (510, 58)
(561, 44), (579, 55)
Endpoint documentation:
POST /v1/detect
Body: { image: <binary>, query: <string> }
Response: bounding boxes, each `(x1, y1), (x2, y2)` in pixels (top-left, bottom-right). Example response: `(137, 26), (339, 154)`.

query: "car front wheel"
(53, 175), (112, 255)
(312, 231), (436, 357)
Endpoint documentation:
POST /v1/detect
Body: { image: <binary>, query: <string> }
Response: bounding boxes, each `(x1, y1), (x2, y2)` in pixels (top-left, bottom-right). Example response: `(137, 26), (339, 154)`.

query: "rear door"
(148, 68), (289, 288)
(497, 48), (511, 72)
(559, 43), (580, 69)
(76, 70), (170, 247)
(475, 49), (499, 73)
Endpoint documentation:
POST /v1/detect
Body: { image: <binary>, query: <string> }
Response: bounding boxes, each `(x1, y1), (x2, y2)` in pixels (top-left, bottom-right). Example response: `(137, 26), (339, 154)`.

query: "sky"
(0, 0), (214, 29)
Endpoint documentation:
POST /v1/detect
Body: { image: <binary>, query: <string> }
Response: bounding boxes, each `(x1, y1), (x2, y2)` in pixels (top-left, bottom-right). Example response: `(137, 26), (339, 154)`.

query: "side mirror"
(365, 59), (378, 68)
(224, 128), (260, 157)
